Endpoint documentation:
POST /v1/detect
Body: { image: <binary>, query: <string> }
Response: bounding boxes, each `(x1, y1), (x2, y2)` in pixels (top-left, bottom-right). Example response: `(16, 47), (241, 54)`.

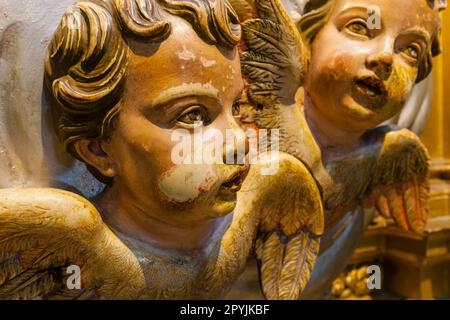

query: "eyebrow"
(332, 5), (374, 29)
(151, 83), (220, 109)
(401, 27), (431, 43)
(334, 5), (370, 20)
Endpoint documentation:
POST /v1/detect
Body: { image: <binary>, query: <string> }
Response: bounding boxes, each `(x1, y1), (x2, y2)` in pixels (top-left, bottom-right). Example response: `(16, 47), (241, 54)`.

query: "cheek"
(158, 164), (219, 204)
(307, 45), (359, 93)
(388, 63), (417, 105)
(112, 115), (173, 184)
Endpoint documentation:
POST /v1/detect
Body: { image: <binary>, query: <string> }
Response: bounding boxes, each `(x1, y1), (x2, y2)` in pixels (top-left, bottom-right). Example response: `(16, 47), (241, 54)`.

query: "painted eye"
(403, 44), (420, 60)
(346, 20), (370, 37)
(177, 107), (210, 125)
(232, 100), (241, 117)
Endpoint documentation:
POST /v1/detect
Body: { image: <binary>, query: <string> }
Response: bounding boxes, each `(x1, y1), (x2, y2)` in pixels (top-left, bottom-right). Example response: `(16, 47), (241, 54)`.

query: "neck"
(92, 185), (227, 255)
(304, 93), (364, 152)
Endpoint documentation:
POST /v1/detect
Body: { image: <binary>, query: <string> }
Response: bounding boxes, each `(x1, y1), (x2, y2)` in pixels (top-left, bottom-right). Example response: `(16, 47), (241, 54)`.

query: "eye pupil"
(190, 111), (201, 121)
(178, 107), (209, 125)
(407, 46), (418, 59)
(347, 21), (369, 36)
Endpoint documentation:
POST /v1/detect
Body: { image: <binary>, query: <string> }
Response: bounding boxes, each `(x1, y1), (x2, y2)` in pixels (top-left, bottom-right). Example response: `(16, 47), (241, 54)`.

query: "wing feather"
(375, 193), (391, 219)
(238, 0), (308, 107)
(278, 232), (319, 300)
(260, 232), (285, 299)
(365, 129), (430, 233)
(240, 153), (324, 300)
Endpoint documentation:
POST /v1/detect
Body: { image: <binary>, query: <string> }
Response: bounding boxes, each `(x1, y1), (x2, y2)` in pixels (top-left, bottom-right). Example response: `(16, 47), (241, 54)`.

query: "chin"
(210, 198), (237, 218)
(339, 96), (384, 128)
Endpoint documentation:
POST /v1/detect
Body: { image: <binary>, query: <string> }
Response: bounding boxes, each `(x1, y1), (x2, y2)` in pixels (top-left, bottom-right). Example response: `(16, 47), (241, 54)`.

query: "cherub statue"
(0, 0), (324, 300)
(230, 0), (446, 291)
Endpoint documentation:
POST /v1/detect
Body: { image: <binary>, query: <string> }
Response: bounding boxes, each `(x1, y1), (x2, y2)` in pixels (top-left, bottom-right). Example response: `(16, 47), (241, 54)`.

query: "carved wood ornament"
(0, 0), (446, 300)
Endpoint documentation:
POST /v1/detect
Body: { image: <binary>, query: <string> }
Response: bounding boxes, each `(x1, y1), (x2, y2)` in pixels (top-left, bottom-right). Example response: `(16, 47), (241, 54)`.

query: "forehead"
(332, 0), (440, 36)
(124, 14), (242, 107)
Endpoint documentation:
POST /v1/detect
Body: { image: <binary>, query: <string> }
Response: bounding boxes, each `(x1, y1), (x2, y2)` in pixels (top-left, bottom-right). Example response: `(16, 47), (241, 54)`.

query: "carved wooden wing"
(237, 153), (324, 300)
(0, 188), (146, 299)
(364, 129), (430, 233)
(235, 0), (308, 108)
(227, 0), (323, 300)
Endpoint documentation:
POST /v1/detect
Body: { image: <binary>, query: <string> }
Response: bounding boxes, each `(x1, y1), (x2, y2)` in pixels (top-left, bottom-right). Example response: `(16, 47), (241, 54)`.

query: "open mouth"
(220, 167), (250, 194)
(352, 75), (388, 110)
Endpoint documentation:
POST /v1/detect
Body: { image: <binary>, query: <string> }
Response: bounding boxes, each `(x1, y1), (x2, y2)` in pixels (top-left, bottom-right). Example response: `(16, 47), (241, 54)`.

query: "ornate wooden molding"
(346, 216), (450, 299)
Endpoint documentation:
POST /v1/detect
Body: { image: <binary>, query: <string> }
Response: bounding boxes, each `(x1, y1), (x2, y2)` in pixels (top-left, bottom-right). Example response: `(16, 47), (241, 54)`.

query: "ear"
(74, 139), (116, 178)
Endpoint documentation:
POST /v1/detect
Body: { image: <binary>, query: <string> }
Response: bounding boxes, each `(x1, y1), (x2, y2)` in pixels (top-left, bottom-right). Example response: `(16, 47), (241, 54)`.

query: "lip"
(219, 165), (250, 194)
(352, 75), (388, 110)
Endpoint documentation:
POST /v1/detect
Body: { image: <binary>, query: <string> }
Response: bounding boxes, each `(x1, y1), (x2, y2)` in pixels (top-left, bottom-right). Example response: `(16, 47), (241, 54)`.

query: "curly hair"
(297, 0), (444, 83)
(44, 0), (241, 183)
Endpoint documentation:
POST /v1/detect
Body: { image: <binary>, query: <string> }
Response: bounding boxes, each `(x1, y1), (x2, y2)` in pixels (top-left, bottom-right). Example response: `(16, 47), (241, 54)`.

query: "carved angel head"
(298, 0), (445, 132)
(44, 0), (250, 227)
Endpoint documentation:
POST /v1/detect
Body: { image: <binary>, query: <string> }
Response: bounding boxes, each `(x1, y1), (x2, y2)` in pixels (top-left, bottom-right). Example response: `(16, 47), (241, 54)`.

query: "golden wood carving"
(227, 0), (446, 298)
(331, 265), (371, 300)
(0, 0), (447, 301)
(232, 0), (445, 234)
(0, 0), (324, 300)
(338, 216), (450, 299)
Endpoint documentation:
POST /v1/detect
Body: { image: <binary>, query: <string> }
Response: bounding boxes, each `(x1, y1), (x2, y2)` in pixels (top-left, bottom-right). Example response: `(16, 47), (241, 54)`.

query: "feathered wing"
(364, 129), (430, 233)
(0, 188), (146, 300)
(232, 0), (325, 174)
(238, 0), (308, 108)
(227, 0), (323, 300)
(236, 153), (324, 300)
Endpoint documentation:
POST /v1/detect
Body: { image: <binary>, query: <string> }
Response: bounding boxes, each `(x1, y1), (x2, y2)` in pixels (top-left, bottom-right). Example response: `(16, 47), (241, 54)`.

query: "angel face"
(91, 15), (248, 224)
(303, 0), (440, 133)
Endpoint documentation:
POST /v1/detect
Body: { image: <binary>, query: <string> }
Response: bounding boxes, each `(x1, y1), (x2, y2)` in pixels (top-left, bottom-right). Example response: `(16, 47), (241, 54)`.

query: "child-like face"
(99, 15), (248, 223)
(303, 0), (440, 132)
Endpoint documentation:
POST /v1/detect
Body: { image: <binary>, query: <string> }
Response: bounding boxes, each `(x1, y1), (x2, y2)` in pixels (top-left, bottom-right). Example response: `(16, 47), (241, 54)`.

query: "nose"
(222, 114), (250, 165)
(366, 51), (393, 79)
(366, 38), (395, 80)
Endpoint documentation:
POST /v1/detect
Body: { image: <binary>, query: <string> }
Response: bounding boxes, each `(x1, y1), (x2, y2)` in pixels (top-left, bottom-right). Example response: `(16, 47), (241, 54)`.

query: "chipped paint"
(200, 56), (217, 67)
(152, 83), (220, 107)
(159, 165), (218, 203)
(178, 45), (196, 61)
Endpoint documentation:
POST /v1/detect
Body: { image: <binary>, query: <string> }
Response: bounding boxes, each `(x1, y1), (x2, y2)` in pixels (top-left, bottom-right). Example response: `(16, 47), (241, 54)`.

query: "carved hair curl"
(45, 0), (241, 182)
(298, 0), (444, 83)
